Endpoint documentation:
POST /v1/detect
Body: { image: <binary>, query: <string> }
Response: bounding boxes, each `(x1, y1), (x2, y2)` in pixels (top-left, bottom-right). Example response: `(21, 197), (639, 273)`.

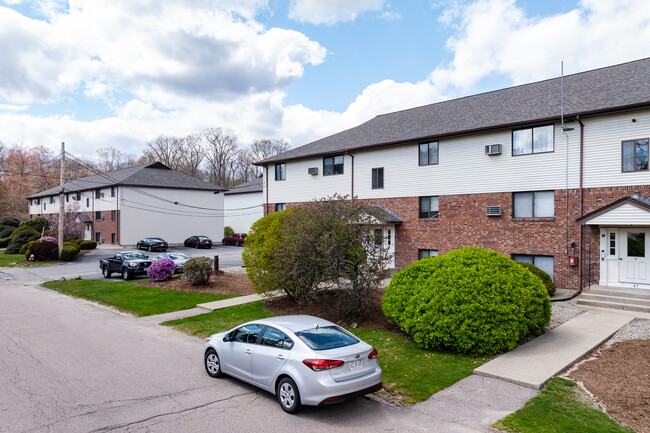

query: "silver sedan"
(155, 253), (190, 273)
(203, 315), (382, 413)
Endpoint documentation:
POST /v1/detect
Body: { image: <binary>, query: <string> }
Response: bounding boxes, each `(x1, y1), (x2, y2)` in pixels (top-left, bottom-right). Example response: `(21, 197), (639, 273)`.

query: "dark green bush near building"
(517, 261), (556, 296)
(63, 241), (81, 254)
(0, 217), (20, 227)
(0, 225), (15, 238)
(0, 237), (10, 248)
(183, 257), (213, 285)
(19, 217), (49, 233)
(382, 247), (551, 356)
(79, 240), (97, 250)
(224, 226), (234, 236)
(10, 226), (40, 238)
(73, 238), (84, 245)
(60, 245), (79, 261)
(6, 230), (41, 254)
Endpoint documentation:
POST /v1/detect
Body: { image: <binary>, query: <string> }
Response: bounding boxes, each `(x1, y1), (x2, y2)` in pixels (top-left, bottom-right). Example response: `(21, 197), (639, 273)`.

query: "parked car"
(99, 251), (152, 280)
(184, 235), (213, 249)
(155, 252), (190, 273)
(222, 233), (247, 246)
(136, 237), (168, 252)
(203, 315), (382, 413)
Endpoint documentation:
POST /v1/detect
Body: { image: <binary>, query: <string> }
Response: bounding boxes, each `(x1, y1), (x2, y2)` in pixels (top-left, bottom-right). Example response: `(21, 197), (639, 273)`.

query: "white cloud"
(430, 0), (650, 92)
(288, 0), (386, 25)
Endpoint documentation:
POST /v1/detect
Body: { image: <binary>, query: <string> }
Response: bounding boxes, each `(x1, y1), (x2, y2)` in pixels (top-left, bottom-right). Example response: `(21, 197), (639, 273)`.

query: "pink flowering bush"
(39, 236), (57, 243)
(147, 258), (176, 282)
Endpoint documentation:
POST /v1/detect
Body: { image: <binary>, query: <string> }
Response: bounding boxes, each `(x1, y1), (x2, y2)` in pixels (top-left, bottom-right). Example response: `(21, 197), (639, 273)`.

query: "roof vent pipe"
(561, 61), (574, 132)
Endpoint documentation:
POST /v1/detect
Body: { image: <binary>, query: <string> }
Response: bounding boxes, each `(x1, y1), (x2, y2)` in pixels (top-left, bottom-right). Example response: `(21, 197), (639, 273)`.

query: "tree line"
(0, 129), (290, 218)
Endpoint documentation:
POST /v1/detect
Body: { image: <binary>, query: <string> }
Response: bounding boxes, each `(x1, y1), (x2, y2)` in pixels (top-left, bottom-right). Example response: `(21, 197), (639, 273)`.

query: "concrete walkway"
(474, 310), (634, 389)
(196, 293), (267, 311)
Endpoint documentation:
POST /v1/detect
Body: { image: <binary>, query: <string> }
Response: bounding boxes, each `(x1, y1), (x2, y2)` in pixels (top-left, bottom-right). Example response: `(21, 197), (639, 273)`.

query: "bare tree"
(142, 135), (186, 171)
(179, 133), (205, 177)
(96, 147), (138, 172)
(203, 128), (240, 187)
(248, 139), (290, 177)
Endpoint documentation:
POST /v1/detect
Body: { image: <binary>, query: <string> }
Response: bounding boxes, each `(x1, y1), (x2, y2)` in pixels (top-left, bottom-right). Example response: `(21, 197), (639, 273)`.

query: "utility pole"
(58, 142), (65, 260)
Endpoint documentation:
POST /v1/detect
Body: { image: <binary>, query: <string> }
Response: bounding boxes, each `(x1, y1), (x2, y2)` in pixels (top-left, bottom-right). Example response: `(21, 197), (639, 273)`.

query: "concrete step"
(576, 299), (650, 314)
(579, 293), (650, 307)
(586, 287), (650, 300)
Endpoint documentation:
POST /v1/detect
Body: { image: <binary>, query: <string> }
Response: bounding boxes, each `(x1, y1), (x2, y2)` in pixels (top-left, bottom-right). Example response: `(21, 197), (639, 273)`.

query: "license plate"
(350, 360), (362, 370)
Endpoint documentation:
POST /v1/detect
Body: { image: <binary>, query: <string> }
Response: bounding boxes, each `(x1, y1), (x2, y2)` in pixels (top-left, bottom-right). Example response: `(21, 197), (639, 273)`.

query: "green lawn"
(493, 378), (633, 433)
(163, 301), (488, 403)
(0, 253), (52, 267)
(42, 279), (237, 317)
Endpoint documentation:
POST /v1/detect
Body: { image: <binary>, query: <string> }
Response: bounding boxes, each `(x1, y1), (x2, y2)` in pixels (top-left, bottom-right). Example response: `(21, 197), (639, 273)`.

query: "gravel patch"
(606, 318), (650, 344)
(547, 299), (585, 330)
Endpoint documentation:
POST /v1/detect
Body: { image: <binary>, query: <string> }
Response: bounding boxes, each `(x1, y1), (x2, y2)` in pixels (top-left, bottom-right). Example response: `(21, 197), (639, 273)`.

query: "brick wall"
(265, 185), (650, 291)
(30, 210), (121, 245)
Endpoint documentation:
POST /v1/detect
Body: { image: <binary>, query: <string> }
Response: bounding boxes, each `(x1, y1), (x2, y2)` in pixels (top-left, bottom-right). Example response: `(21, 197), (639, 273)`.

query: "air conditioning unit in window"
(485, 144), (502, 155)
(486, 206), (502, 217)
(308, 167), (318, 175)
(100, 193), (105, 198)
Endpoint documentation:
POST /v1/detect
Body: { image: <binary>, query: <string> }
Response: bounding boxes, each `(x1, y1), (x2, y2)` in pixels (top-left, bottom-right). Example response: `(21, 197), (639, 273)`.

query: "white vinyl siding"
(224, 192), (263, 234)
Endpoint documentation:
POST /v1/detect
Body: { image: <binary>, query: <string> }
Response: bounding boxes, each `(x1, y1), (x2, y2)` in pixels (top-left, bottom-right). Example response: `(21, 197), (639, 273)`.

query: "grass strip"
(493, 378), (633, 433)
(0, 254), (51, 267)
(42, 279), (236, 317)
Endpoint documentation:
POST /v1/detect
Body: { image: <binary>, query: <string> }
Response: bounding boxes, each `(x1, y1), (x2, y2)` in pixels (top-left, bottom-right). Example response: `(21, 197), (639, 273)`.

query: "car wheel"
(277, 377), (301, 414)
(222, 240), (226, 245)
(204, 349), (222, 378)
(235, 241), (239, 247)
(148, 246), (152, 252)
(196, 243), (200, 249)
(102, 266), (111, 279)
(122, 269), (131, 281)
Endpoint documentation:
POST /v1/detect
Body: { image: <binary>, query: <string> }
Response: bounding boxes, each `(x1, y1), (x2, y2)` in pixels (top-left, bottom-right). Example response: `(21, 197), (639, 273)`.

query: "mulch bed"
(138, 271), (257, 296)
(567, 339), (650, 433)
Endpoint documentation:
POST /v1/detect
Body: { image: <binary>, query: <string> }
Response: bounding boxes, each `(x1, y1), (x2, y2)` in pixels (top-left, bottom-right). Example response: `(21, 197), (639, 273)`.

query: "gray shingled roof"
(224, 177), (263, 195)
(27, 162), (226, 199)
(259, 57), (650, 165)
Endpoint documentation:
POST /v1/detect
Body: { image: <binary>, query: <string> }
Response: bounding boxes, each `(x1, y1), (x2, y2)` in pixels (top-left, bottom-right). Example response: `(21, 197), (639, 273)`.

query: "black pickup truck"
(99, 251), (152, 280)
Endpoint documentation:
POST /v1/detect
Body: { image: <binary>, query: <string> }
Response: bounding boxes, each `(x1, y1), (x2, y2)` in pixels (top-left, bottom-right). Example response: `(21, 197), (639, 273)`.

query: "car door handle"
(277, 354), (284, 360)
(245, 349), (252, 355)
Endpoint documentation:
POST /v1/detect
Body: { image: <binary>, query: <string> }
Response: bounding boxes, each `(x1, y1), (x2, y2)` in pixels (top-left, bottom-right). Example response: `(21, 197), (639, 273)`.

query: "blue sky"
(0, 0), (648, 159)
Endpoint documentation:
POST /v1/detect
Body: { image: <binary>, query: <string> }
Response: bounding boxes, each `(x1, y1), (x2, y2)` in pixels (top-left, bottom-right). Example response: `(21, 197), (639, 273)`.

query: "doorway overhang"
(577, 194), (650, 226)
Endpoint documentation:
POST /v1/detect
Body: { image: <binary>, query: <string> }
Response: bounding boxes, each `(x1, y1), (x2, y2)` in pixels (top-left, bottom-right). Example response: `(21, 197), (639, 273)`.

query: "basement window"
(512, 254), (554, 281)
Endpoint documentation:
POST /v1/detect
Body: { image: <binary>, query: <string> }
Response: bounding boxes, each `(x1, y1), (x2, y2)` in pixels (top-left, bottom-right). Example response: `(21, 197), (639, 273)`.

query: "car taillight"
(368, 348), (378, 359)
(302, 359), (344, 371)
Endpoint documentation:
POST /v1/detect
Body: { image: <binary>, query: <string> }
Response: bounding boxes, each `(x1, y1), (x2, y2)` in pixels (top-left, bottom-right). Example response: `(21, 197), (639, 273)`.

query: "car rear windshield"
(151, 238), (165, 242)
(199, 236), (210, 240)
(296, 326), (359, 351)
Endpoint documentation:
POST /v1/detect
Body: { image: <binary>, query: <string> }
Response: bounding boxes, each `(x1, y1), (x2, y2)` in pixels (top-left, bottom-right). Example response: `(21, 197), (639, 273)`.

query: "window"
(372, 168), (384, 189)
(86, 198), (90, 207)
(111, 233), (116, 244)
(44, 203), (46, 210)
(323, 155), (344, 176)
(419, 249), (439, 260)
(419, 196), (439, 219)
(261, 327), (294, 350)
(627, 232), (645, 257)
(49, 196), (55, 204)
(111, 210), (116, 221)
(95, 189), (101, 199)
(512, 125), (554, 155)
(96, 211), (102, 221)
(76, 192), (81, 201)
(609, 232), (617, 256)
(622, 139), (649, 172)
(418, 142), (438, 166)
(512, 255), (554, 281)
(513, 191), (554, 218)
(65, 194), (69, 203)
(95, 232), (101, 243)
(275, 203), (287, 212)
(111, 187), (116, 197)
(232, 324), (264, 344)
(29, 199), (33, 206)
(275, 163), (286, 181)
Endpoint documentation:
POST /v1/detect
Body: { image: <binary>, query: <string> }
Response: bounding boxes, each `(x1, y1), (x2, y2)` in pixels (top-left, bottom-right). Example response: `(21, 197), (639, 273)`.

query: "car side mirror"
(223, 334), (231, 342)
(145, 256), (149, 259)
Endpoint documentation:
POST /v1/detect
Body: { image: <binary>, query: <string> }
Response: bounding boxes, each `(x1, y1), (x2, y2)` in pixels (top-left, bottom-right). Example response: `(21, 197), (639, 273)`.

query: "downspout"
(346, 152), (354, 199)
(555, 116), (585, 302)
(265, 166), (269, 215)
(116, 186), (120, 246)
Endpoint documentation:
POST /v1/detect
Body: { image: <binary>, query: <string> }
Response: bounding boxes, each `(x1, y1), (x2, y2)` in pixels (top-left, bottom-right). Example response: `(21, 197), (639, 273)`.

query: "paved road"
(0, 269), (536, 433)
(21, 244), (245, 281)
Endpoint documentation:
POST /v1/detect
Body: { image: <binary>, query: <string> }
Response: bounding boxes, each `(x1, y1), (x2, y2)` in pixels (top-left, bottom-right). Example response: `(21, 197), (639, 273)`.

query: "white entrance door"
(606, 230), (619, 284)
(84, 223), (92, 241)
(619, 230), (649, 284)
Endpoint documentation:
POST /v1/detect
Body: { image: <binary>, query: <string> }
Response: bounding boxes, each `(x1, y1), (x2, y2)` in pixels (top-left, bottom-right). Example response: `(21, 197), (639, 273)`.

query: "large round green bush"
(224, 226), (234, 237)
(0, 225), (15, 238)
(516, 262), (556, 296)
(183, 257), (213, 285)
(382, 247), (551, 356)
(19, 217), (49, 233)
(79, 240), (97, 250)
(0, 237), (10, 248)
(10, 225), (40, 238)
(0, 217), (20, 227)
(60, 245), (79, 261)
(6, 230), (41, 254)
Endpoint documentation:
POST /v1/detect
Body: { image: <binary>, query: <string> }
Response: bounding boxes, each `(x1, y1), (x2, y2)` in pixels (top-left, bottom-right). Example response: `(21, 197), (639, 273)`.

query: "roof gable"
(578, 196), (650, 225)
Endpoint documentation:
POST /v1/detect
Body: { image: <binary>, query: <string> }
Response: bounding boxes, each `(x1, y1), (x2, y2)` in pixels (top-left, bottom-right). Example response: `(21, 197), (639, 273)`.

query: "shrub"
(147, 258), (176, 282)
(10, 225), (40, 238)
(183, 257), (213, 285)
(0, 237), (10, 248)
(20, 240), (39, 255)
(0, 217), (20, 227)
(27, 241), (58, 261)
(79, 240), (97, 250)
(516, 262), (556, 296)
(63, 241), (81, 253)
(60, 245), (79, 261)
(73, 238), (84, 245)
(0, 225), (15, 238)
(19, 217), (49, 233)
(224, 226), (234, 237)
(6, 230), (41, 254)
(382, 247), (551, 356)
